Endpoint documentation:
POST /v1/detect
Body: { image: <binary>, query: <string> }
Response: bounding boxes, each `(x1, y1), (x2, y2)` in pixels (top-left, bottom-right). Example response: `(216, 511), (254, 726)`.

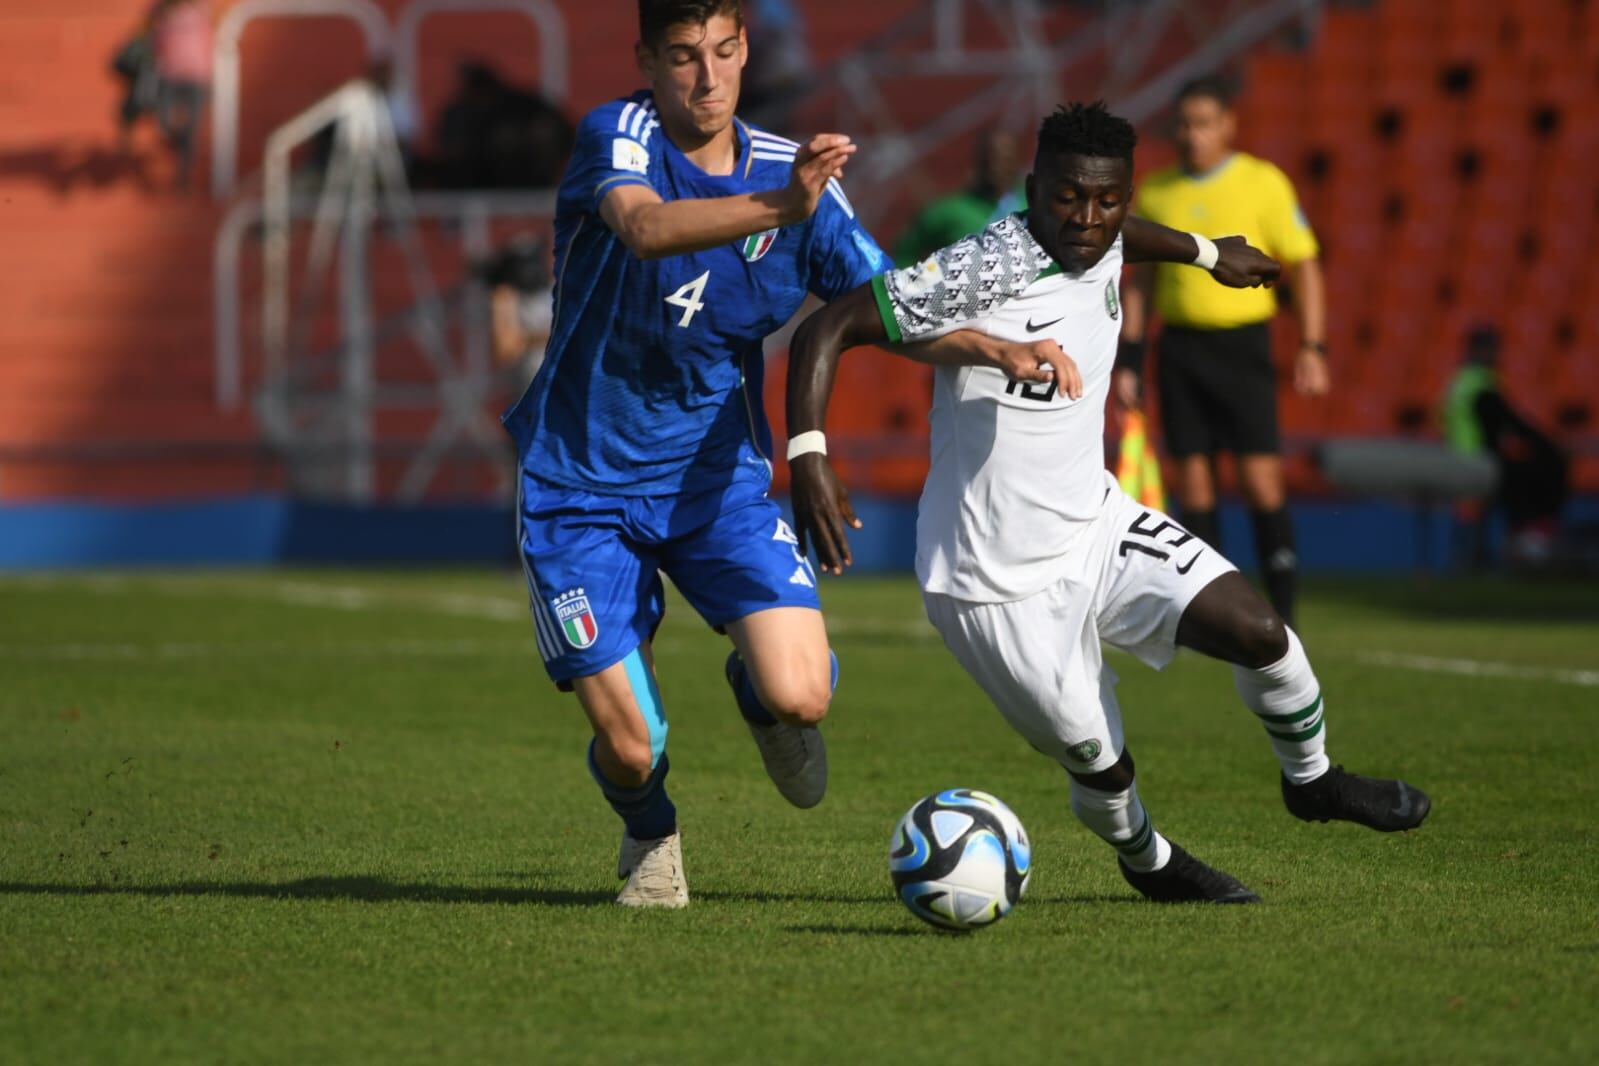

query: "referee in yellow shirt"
(1119, 76), (1327, 627)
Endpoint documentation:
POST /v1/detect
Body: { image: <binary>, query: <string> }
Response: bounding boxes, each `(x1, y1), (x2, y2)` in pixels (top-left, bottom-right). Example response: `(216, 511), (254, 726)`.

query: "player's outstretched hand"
(1210, 236), (1281, 289)
(782, 134), (857, 223)
(989, 339), (1084, 400)
(790, 453), (860, 575)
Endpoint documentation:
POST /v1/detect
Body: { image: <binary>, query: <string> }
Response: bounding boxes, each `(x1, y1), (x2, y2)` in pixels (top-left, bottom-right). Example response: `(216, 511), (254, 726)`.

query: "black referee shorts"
(1156, 322), (1280, 458)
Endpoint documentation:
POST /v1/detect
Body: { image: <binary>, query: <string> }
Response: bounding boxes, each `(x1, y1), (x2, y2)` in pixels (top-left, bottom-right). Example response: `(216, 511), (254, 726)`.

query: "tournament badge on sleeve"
(1116, 409), (1167, 511)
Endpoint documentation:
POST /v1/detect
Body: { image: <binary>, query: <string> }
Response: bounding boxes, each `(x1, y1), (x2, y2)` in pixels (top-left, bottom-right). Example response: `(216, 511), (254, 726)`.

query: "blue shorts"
(516, 470), (821, 684)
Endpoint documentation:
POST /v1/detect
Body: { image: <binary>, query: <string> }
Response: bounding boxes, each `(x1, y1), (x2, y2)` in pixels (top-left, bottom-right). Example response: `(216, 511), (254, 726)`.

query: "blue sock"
(726, 650), (839, 727)
(587, 742), (677, 840)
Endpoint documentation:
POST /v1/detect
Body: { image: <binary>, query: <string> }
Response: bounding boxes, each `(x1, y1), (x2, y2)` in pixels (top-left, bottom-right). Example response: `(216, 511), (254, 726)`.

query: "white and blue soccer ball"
(888, 788), (1031, 931)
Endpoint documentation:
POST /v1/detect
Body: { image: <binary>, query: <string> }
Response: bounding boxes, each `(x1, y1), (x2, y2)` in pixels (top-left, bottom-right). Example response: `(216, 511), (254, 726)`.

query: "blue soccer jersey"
(502, 91), (890, 497)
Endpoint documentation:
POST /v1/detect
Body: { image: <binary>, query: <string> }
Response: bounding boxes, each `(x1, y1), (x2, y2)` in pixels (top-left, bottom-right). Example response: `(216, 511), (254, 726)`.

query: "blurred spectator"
(149, 0), (214, 188)
(111, 19), (160, 146)
(1444, 325), (1570, 565)
(485, 236), (554, 388)
(429, 62), (573, 189)
(740, 0), (814, 135)
(893, 130), (1020, 266)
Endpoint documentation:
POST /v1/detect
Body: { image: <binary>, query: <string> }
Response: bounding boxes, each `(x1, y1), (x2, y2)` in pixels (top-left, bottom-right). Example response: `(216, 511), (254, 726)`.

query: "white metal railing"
(393, 0), (568, 118)
(214, 78), (556, 503)
(210, 0), (569, 199)
(211, 0), (391, 198)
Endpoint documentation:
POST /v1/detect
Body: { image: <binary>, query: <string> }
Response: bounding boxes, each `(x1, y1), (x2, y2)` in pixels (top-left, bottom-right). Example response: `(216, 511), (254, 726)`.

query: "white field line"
(0, 638), (525, 661)
(267, 580), (526, 621)
(4, 575), (941, 658)
(265, 580), (941, 639)
(1356, 650), (1599, 689)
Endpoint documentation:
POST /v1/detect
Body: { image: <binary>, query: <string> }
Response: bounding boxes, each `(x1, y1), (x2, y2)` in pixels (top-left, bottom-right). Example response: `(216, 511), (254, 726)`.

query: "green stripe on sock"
(1115, 817), (1154, 856)
(1266, 717), (1325, 744)
(1259, 694), (1322, 725)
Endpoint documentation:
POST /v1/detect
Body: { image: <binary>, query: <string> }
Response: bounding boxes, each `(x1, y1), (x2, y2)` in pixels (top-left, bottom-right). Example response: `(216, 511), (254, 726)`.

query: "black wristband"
(1301, 340), (1327, 356)
(1115, 337), (1147, 375)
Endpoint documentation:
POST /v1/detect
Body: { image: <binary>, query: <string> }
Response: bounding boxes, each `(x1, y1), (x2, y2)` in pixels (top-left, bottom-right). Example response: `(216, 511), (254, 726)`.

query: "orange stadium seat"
(1441, 0), (1505, 62)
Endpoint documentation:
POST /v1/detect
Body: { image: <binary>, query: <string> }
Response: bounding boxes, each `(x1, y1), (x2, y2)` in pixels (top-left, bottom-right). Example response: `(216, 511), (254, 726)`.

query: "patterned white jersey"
(870, 213), (1125, 602)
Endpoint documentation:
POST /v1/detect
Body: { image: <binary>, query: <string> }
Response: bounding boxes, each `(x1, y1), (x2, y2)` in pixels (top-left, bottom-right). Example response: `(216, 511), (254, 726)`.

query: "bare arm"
(1114, 262), (1156, 409)
(782, 287), (886, 573)
(598, 134), (855, 260)
(1124, 216), (1283, 288)
(1288, 256), (1330, 397)
(785, 286), (1078, 571)
(1121, 216), (1203, 264)
(888, 334), (1081, 398)
(491, 285), (525, 365)
(1113, 225), (1281, 409)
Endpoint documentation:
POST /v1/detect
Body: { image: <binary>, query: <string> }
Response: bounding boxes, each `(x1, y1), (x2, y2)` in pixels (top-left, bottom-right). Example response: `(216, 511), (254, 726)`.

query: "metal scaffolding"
(215, 81), (555, 503)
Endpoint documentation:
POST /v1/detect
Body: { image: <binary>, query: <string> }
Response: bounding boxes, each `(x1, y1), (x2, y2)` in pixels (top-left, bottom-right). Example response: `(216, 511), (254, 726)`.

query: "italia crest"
(553, 588), (599, 649)
(1104, 279), (1120, 320)
(742, 229), (778, 262)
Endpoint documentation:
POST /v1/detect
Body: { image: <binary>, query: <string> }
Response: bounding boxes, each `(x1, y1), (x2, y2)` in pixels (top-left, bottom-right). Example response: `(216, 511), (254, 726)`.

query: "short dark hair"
(1036, 101), (1137, 166)
(1175, 75), (1235, 109)
(638, 0), (743, 48)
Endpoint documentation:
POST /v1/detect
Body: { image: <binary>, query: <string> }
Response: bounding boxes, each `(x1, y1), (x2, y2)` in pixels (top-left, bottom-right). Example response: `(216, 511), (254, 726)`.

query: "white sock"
(1069, 780), (1173, 873)
(1233, 627), (1330, 785)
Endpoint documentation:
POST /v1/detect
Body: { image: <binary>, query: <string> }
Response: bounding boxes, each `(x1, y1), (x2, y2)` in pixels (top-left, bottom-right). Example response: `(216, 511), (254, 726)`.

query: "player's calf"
(573, 651), (683, 899)
(588, 742), (677, 843)
(1067, 750), (1175, 876)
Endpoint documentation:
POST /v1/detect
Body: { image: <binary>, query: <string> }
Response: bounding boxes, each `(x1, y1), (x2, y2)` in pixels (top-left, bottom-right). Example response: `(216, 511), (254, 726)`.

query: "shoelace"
(632, 843), (680, 896)
(760, 723), (811, 767)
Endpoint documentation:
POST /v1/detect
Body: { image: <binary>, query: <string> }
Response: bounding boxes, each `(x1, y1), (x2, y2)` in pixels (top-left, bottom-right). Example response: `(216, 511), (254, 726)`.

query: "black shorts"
(1156, 322), (1280, 457)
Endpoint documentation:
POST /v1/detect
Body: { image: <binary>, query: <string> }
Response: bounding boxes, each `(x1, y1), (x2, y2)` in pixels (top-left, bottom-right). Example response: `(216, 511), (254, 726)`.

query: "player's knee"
(1238, 609), (1289, 669)
(763, 676), (832, 727)
(602, 733), (656, 787)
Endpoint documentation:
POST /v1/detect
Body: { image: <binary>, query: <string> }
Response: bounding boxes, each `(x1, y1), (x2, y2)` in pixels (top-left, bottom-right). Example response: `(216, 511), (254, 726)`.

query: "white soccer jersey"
(870, 213), (1125, 602)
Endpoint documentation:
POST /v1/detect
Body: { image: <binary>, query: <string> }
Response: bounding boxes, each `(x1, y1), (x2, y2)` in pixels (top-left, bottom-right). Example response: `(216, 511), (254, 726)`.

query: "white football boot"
(615, 830), (688, 909)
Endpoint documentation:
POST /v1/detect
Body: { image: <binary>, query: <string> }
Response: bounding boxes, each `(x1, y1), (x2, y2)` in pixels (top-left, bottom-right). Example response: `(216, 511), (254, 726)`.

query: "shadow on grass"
(0, 875), (1138, 909)
(0, 877), (613, 908)
(785, 923), (929, 937)
(0, 879), (899, 908)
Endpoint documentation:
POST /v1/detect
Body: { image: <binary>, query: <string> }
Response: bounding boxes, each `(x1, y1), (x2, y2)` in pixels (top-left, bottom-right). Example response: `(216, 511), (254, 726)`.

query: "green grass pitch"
(2, 570), (1596, 1063)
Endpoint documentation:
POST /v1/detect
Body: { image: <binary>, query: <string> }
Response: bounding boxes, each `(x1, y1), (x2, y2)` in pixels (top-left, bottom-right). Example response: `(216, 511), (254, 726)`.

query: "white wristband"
(786, 431), (827, 461)
(1190, 233), (1220, 272)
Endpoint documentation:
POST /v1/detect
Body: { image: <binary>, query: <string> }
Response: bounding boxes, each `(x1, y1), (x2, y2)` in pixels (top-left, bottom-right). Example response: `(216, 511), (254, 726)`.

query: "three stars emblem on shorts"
(553, 588), (599, 649)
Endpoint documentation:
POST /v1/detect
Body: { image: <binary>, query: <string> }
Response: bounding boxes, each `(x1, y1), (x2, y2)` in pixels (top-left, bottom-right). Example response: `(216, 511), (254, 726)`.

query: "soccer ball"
(888, 788), (1031, 931)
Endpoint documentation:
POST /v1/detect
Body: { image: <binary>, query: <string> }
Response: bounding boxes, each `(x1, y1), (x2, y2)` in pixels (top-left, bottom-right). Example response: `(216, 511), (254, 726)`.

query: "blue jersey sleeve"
(806, 179), (891, 303)
(564, 97), (660, 213)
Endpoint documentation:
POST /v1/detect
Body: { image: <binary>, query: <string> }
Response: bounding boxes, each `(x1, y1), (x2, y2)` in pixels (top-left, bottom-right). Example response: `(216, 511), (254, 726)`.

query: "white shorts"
(922, 480), (1237, 774)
